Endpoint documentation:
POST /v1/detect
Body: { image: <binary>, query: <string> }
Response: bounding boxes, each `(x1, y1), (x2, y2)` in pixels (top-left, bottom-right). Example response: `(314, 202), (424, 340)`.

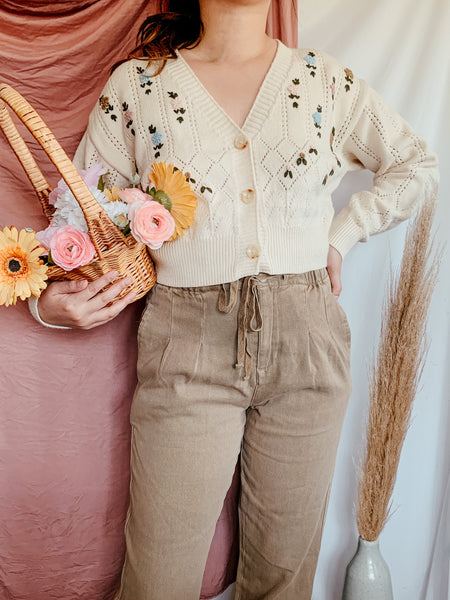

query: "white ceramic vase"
(342, 536), (394, 600)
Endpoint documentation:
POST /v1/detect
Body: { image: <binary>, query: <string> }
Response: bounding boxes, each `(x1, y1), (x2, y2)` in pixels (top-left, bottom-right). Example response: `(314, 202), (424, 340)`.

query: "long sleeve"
(327, 68), (439, 258)
(73, 63), (138, 186)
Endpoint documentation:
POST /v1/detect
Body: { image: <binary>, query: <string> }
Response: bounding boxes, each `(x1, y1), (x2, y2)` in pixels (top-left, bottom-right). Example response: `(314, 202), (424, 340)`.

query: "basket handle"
(0, 83), (106, 259)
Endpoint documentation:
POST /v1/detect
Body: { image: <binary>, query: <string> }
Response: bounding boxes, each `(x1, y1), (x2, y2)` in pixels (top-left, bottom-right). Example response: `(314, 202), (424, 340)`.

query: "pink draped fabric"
(267, 0), (299, 47)
(0, 2), (297, 599)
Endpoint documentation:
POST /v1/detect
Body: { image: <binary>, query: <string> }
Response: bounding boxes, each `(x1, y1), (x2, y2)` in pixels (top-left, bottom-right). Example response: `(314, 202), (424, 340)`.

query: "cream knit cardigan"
(71, 41), (438, 287)
(39, 43), (439, 295)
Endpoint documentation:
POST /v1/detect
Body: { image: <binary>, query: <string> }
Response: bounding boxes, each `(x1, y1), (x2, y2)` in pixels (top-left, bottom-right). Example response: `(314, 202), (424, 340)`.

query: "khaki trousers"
(116, 268), (352, 600)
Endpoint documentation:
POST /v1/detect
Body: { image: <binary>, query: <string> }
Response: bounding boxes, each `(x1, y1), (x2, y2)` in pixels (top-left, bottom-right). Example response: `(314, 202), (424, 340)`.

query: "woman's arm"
(326, 55), (439, 259)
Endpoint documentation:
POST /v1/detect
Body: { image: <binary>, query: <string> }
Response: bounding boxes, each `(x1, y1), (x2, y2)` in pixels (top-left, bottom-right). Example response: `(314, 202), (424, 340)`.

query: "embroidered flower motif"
(99, 96), (109, 110)
(152, 131), (163, 145)
(313, 105), (322, 137)
(182, 170), (196, 185)
(304, 52), (317, 77)
(137, 66), (153, 94)
(330, 76), (336, 101)
(99, 95), (117, 121)
(122, 102), (135, 136)
(168, 91), (186, 123)
(296, 152), (307, 166)
(287, 78), (300, 108)
(344, 68), (354, 92)
(149, 125), (164, 159)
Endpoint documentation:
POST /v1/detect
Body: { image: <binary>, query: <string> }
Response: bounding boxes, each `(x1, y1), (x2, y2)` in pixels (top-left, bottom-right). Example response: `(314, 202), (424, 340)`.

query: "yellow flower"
(103, 185), (122, 203)
(148, 162), (197, 240)
(0, 227), (48, 306)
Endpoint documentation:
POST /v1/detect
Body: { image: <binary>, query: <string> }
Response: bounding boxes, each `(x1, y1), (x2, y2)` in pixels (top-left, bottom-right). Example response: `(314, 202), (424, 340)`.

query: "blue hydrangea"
(313, 111), (322, 126)
(304, 54), (316, 66)
(152, 131), (164, 146)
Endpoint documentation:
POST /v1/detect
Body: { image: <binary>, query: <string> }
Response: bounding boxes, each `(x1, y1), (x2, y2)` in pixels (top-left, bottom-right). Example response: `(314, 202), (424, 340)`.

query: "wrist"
(28, 295), (72, 330)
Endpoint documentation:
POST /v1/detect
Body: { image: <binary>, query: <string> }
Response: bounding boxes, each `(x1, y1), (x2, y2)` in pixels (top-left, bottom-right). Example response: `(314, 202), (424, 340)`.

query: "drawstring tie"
(218, 276), (263, 379)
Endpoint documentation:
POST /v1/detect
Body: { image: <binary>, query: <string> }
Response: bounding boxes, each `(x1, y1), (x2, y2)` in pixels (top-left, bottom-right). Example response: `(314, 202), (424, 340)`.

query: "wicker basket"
(0, 83), (156, 301)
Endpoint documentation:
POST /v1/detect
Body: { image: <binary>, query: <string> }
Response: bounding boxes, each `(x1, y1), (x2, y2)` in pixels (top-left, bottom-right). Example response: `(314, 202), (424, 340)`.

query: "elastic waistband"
(155, 268), (329, 295)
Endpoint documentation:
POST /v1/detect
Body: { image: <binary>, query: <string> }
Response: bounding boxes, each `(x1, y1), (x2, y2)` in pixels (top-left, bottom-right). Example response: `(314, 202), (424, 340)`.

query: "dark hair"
(113, 1), (202, 75)
(114, 0), (298, 75)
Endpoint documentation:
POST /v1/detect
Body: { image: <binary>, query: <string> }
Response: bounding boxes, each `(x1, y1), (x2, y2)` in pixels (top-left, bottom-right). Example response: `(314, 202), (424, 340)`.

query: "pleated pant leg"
(115, 268), (351, 600)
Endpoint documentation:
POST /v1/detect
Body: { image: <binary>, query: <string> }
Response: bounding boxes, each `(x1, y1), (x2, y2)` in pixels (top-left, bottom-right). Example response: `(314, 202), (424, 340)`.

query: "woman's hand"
(326, 245), (343, 297)
(37, 270), (136, 329)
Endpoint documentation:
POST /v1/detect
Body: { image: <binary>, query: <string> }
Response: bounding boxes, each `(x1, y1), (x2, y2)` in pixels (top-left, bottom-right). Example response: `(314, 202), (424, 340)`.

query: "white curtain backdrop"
(216, 1), (450, 599)
(302, 1), (450, 599)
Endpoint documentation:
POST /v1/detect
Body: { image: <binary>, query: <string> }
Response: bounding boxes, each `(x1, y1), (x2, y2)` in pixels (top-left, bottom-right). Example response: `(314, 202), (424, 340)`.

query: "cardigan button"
(246, 245), (260, 259)
(234, 134), (248, 150)
(240, 189), (255, 204)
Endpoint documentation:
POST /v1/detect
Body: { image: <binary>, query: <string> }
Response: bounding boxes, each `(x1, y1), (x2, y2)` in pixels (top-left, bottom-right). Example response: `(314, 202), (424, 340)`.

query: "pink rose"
(49, 225), (96, 271)
(118, 187), (149, 205)
(35, 225), (58, 251)
(287, 83), (299, 95)
(128, 200), (175, 249)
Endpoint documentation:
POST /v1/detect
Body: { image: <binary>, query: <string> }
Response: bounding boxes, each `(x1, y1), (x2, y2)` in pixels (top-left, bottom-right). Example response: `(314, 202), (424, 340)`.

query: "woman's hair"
(113, 0), (202, 75)
(114, 0), (298, 75)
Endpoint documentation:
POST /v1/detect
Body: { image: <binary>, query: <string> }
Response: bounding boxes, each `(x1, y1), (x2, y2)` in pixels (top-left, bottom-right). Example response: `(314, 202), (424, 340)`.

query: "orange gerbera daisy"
(0, 227), (48, 306)
(148, 162), (197, 240)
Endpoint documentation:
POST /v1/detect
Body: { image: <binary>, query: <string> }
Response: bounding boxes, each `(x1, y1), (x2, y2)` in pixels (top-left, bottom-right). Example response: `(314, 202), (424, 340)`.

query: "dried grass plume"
(357, 197), (441, 541)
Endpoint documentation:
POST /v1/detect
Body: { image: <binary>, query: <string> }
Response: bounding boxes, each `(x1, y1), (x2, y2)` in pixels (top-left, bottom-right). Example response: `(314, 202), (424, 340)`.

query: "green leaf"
(154, 189), (172, 211)
(47, 250), (56, 266)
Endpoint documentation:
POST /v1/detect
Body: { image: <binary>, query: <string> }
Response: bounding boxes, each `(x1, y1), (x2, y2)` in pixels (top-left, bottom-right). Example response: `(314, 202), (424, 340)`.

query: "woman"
(30, 0), (438, 598)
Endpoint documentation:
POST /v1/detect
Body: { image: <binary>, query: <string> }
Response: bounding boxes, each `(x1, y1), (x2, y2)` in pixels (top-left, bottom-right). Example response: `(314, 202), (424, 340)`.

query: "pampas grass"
(357, 197), (441, 542)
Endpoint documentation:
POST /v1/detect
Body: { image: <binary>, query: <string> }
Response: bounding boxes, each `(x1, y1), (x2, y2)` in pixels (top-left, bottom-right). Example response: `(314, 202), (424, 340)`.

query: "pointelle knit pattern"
(32, 39), (438, 310)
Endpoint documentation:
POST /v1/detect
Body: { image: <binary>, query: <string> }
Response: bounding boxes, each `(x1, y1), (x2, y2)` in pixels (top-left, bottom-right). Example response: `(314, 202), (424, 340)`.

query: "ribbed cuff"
(28, 295), (72, 330)
(328, 208), (365, 258)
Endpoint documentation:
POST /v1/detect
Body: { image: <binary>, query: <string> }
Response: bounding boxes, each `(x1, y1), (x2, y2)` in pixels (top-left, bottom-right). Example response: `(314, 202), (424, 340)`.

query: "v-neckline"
(167, 40), (293, 139)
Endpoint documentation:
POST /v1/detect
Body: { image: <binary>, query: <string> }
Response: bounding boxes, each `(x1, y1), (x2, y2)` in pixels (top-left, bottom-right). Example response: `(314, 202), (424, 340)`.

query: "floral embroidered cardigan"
(74, 40), (439, 287)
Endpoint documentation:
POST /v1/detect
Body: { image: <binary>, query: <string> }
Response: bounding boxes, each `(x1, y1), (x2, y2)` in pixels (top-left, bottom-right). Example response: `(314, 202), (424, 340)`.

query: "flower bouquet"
(0, 82), (196, 307)
(0, 161), (197, 307)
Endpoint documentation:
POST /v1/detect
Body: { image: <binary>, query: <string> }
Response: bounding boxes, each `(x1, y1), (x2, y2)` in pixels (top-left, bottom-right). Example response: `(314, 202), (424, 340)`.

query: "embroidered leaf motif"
(313, 105), (322, 137)
(122, 102), (135, 135)
(330, 76), (336, 100)
(149, 124), (164, 159)
(296, 153), (307, 166)
(287, 78), (301, 108)
(284, 169), (293, 179)
(137, 66), (153, 94)
(304, 52), (317, 77)
(344, 68), (354, 92)
(168, 91), (187, 123)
